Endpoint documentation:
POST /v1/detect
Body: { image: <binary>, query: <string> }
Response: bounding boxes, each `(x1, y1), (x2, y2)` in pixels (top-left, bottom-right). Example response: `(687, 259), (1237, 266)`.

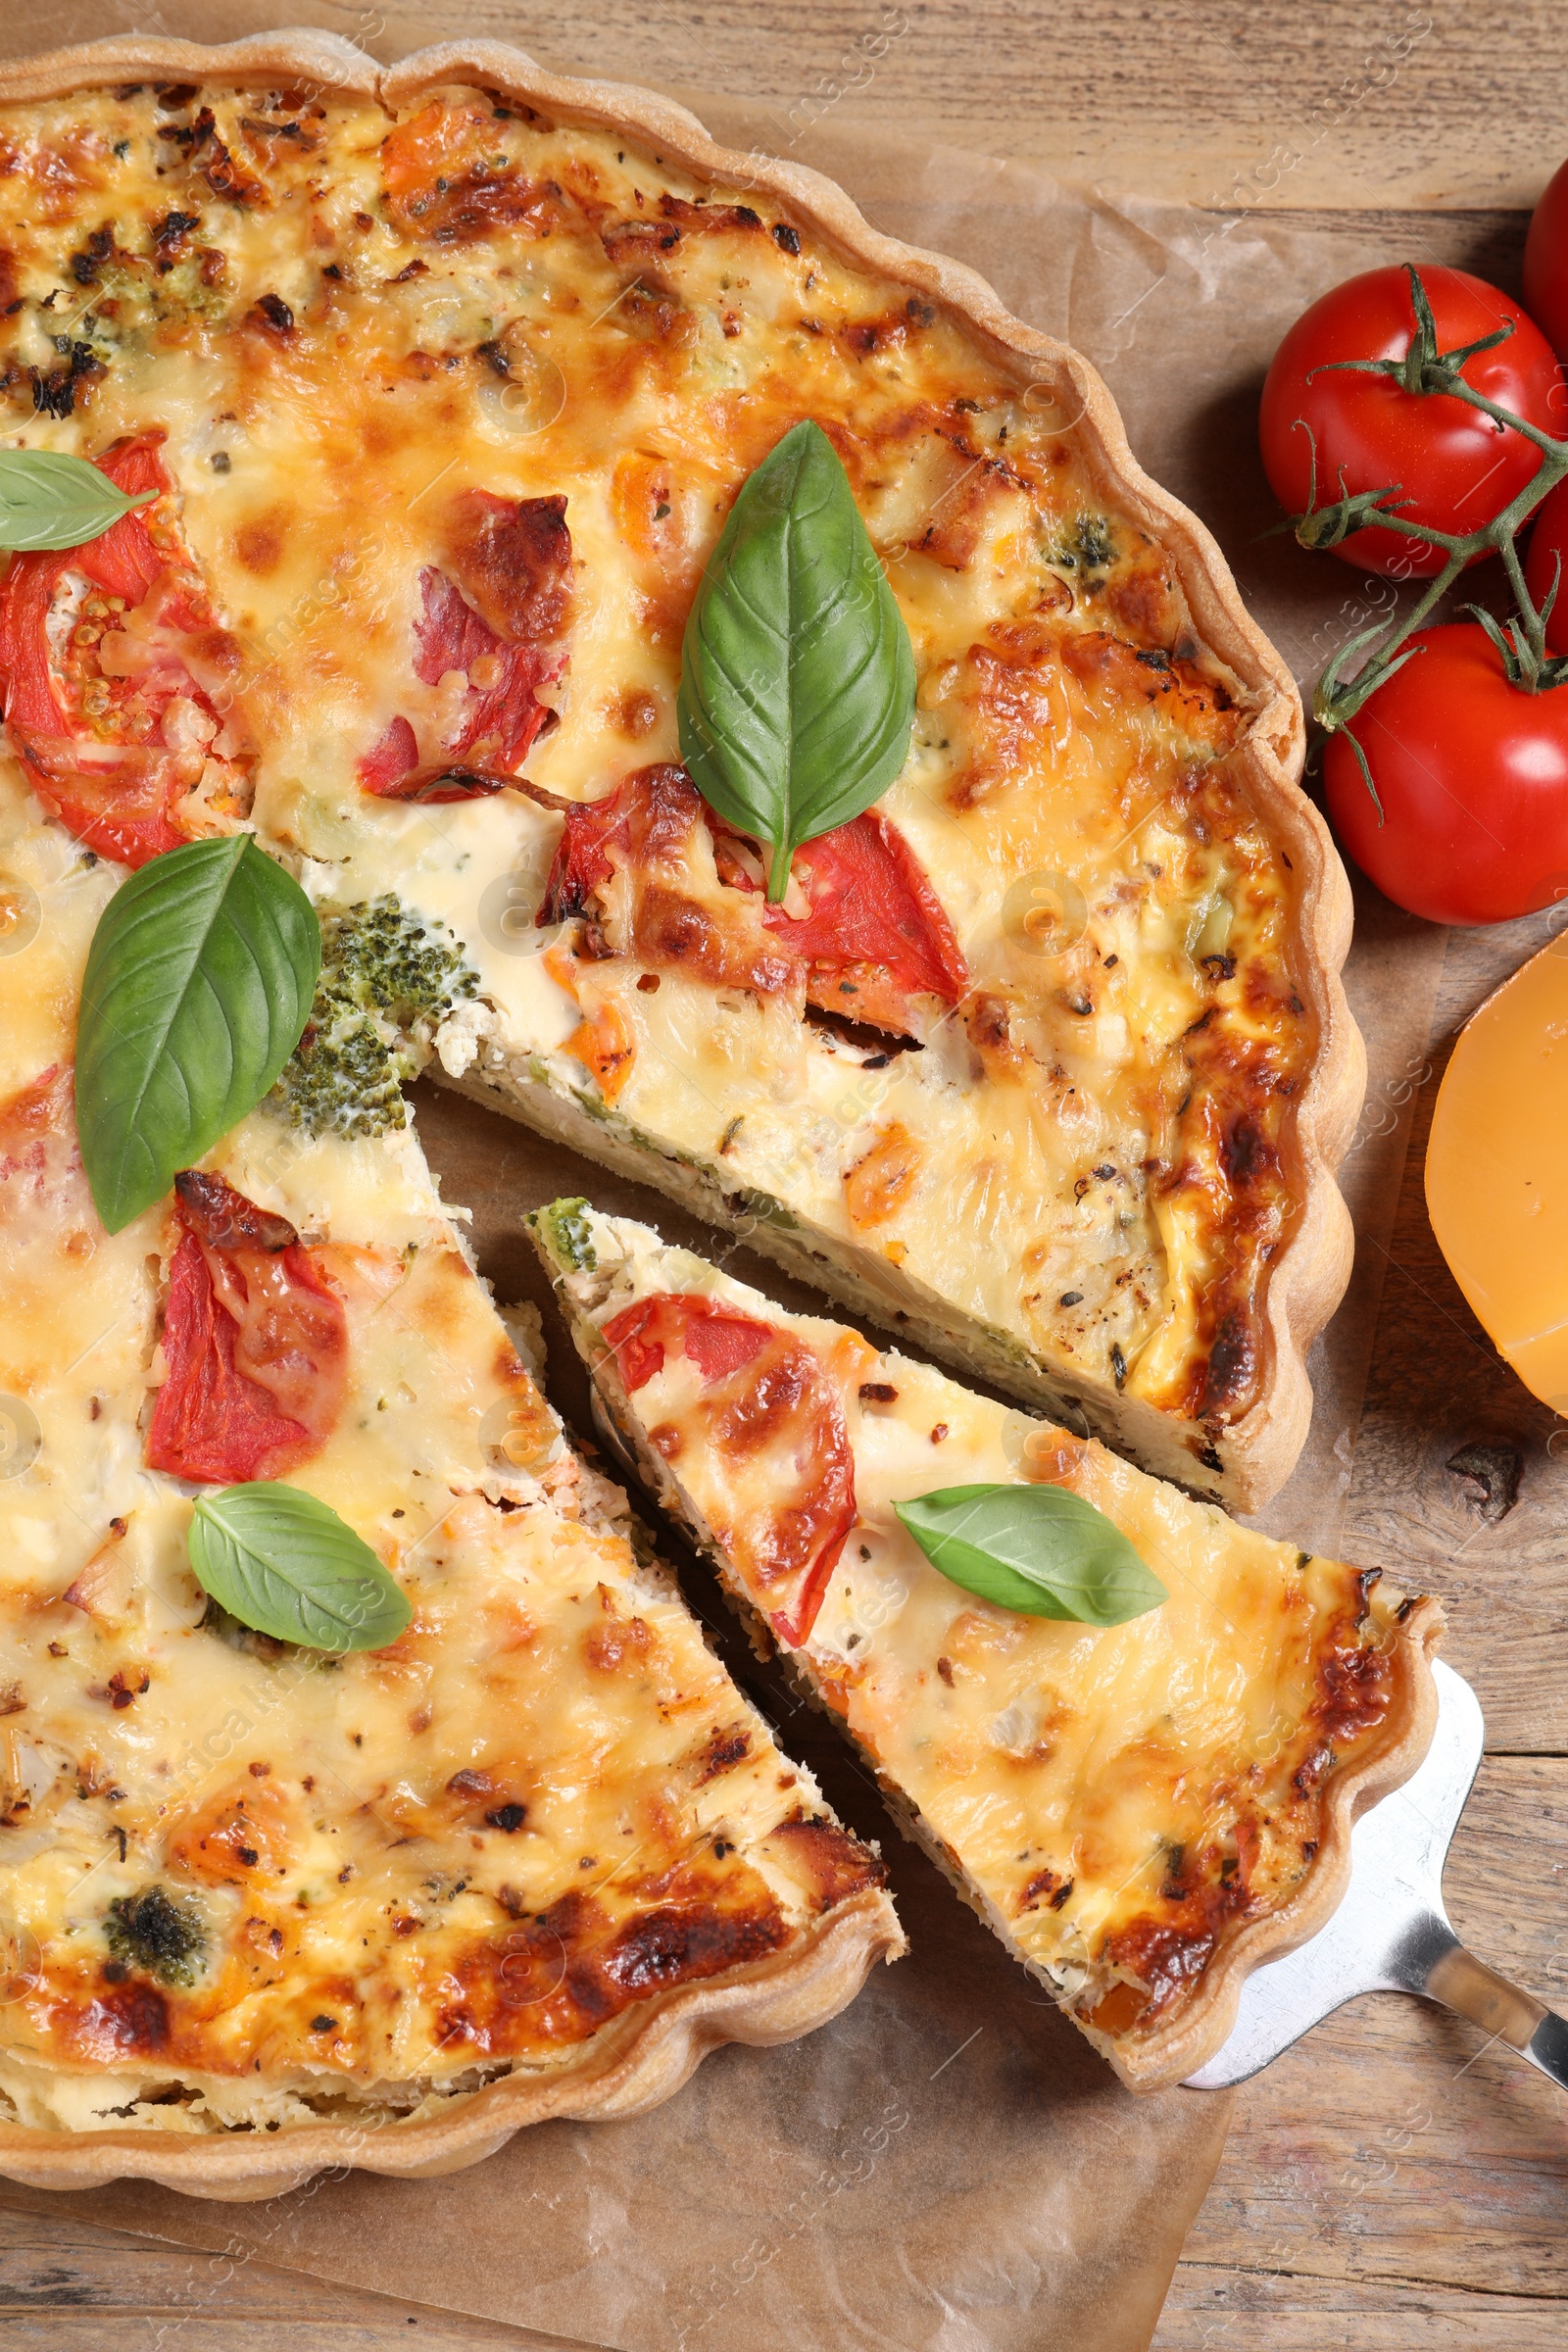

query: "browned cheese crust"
(532, 1205), (1442, 2092)
(0, 30), (1361, 1517)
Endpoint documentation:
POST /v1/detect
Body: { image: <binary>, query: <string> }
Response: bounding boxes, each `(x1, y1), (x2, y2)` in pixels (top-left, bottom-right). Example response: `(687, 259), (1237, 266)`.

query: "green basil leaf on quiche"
(677, 417), (916, 900)
(894, 1483), (1168, 1627)
(75, 836), (320, 1234)
(0, 447), (156, 551)
(187, 1483), (412, 1652)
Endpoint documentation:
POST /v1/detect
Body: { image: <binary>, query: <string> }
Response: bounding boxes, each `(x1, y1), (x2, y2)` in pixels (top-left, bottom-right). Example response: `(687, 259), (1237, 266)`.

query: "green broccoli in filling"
(272, 895), (478, 1140)
(540, 1197), (597, 1272)
(104, 1886), (206, 1987)
(1048, 513), (1117, 576)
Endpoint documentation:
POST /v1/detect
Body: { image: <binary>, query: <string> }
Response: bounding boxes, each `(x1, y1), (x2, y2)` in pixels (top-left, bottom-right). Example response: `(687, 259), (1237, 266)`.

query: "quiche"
(0, 690), (899, 2196)
(0, 30), (1359, 1513)
(0, 24), (1374, 2187)
(531, 1200), (1442, 2090)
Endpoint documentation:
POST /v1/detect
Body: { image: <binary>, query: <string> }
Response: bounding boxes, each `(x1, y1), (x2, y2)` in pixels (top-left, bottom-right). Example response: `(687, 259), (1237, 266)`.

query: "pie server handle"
(1392, 1913), (1568, 2093)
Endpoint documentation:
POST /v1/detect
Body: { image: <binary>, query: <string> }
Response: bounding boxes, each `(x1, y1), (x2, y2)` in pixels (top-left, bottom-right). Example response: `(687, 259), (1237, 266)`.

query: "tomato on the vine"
(1259, 267), (1563, 578)
(1322, 622), (1568, 924)
(1525, 157), (1568, 364)
(1525, 474), (1568, 656)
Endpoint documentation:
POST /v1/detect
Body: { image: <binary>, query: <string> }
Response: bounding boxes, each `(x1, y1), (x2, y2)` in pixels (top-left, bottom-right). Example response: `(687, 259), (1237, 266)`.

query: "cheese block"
(1426, 936), (1568, 1413)
(531, 1199), (1443, 2089)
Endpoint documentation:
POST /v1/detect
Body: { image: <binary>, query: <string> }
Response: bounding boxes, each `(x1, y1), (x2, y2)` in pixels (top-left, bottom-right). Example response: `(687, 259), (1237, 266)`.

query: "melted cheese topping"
(545, 1206), (1419, 2052)
(0, 78), (1314, 1501)
(0, 766), (886, 2132)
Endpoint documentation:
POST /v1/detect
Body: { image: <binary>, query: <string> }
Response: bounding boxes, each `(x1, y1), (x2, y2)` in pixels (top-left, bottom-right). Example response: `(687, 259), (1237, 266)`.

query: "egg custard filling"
(0, 71), (1342, 1510)
(533, 1200), (1441, 2088)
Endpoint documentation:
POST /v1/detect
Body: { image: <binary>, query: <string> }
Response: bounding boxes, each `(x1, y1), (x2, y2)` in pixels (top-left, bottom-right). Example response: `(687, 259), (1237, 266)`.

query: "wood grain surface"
(21, 0), (1568, 210)
(2, 4), (1567, 2347)
(0, 2204), (557, 2347)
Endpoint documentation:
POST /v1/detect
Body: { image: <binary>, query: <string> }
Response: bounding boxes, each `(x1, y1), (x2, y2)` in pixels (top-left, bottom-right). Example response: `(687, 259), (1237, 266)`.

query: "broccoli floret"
(105, 1886), (205, 1986)
(273, 894), (478, 1140)
(1048, 513), (1117, 575)
(541, 1197), (597, 1272)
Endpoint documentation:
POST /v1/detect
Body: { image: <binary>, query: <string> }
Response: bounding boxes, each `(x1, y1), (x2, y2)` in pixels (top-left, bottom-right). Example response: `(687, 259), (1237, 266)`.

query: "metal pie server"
(1185, 1659), (1568, 2092)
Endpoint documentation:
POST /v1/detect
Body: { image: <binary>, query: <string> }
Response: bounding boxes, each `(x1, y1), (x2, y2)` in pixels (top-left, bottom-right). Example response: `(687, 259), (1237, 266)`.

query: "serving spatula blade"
(1186, 1660), (1568, 2092)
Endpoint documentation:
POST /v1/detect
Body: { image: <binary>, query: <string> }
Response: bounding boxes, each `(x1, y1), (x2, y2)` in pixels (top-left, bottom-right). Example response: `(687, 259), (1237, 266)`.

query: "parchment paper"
(0, 13), (1525, 2345)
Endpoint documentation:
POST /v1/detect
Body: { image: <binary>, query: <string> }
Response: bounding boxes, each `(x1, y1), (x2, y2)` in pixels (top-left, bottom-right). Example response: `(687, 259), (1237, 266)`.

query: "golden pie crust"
(0, 25), (1370, 2185)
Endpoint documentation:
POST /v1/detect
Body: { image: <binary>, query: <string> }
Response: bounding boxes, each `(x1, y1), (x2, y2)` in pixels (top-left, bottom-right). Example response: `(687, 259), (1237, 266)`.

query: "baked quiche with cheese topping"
(0, 675), (898, 2194)
(0, 24), (1374, 2180)
(533, 1201), (1441, 2090)
(0, 30), (1360, 1513)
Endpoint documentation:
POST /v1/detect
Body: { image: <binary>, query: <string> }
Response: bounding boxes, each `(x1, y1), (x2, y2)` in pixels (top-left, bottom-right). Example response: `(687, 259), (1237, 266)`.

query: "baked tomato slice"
(718, 809), (970, 1036)
(146, 1171), (348, 1486)
(539, 764), (800, 994)
(359, 492), (571, 801)
(540, 764), (967, 1037)
(0, 433), (250, 867)
(601, 1293), (857, 1647)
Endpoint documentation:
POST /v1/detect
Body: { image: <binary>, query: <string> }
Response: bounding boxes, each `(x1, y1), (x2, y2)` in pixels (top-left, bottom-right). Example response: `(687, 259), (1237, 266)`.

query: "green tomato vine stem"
(1283, 263), (1568, 787)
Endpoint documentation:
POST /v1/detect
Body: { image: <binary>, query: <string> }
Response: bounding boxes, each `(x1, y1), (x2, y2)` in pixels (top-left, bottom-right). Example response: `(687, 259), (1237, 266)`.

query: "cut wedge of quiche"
(532, 1201), (1443, 2090)
(0, 766), (899, 2195)
(0, 33), (1358, 1513)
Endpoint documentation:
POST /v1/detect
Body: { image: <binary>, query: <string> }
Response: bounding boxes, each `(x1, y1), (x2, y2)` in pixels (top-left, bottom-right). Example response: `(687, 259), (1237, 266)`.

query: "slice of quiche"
(531, 1200), (1442, 2090)
(0, 768), (899, 2191)
(0, 43), (1357, 1512)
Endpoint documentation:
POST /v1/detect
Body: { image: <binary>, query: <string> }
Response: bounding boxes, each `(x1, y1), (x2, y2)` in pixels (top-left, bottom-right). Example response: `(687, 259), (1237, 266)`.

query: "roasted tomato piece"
(0, 1063), (82, 1228)
(146, 1170), (348, 1485)
(540, 764), (799, 995)
(714, 808), (969, 1036)
(604, 1293), (773, 1393)
(444, 489), (572, 642)
(0, 433), (250, 868)
(540, 765), (963, 1032)
(538, 762), (697, 921)
(601, 1293), (857, 1647)
(360, 494), (571, 801)
(539, 785), (626, 922)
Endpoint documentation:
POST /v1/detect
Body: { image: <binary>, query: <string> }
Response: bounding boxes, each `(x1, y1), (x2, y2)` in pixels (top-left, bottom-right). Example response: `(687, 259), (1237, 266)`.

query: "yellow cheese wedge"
(1426, 937), (1568, 1410)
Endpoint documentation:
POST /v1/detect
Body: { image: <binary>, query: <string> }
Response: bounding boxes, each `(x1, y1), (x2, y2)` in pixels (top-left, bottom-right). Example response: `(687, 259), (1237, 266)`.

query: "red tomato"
(603, 1293), (773, 1395)
(1322, 623), (1568, 925)
(1524, 473), (1568, 655)
(600, 1292), (857, 1647)
(1525, 158), (1568, 363)
(541, 765), (968, 1038)
(721, 807), (970, 1032)
(146, 1170), (347, 1485)
(0, 434), (248, 867)
(358, 493), (570, 801)
(1259, 267), (1564, 577)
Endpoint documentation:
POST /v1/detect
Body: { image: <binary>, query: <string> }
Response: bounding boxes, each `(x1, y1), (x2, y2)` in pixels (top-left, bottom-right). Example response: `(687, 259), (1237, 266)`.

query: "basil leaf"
(678, 418), (915, 900)
(0, 448), (156, 552)
(76, 836), (319, 1233)
(188, 1484), (411, 1652)
(895, 1483), (1167, 1627)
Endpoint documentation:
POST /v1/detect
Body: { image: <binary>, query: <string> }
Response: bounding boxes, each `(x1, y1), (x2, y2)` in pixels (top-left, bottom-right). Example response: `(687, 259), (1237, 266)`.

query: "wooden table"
(7, 2), (1568, 2342)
